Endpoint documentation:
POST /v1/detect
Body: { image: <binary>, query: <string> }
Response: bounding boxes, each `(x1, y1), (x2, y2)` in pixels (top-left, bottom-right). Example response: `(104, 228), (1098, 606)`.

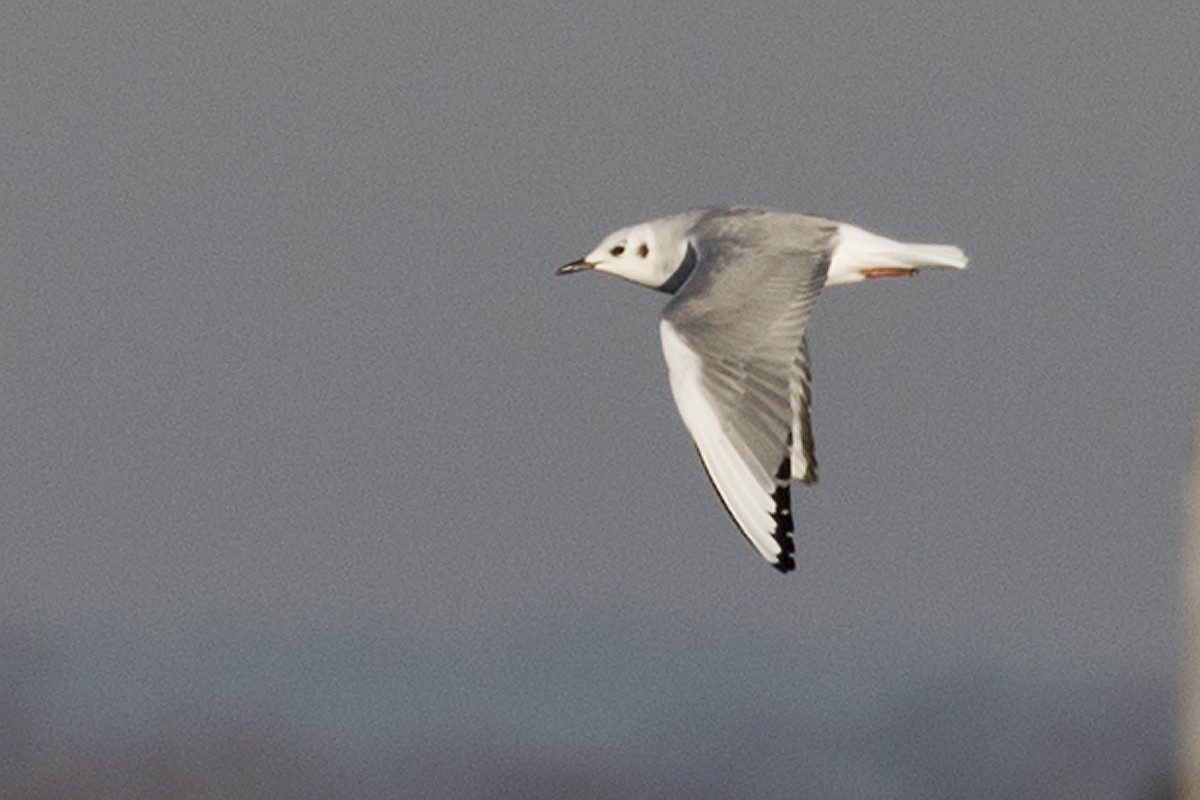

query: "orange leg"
(861, 268), (920, 279)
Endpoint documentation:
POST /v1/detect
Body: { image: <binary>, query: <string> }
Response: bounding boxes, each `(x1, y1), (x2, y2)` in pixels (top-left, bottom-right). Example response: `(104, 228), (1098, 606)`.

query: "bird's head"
(557, 215), (697, 290)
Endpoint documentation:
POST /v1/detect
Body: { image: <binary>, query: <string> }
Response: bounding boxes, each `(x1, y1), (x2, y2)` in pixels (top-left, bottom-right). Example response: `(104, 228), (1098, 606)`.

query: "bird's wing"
(790, 336), (818, 485)
(660, 213), (832, 571)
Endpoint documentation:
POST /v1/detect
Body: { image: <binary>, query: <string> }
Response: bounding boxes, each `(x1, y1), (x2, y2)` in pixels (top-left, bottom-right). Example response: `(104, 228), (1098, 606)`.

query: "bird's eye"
(610, 245), (625, 257)
(637, 243), (649, 258)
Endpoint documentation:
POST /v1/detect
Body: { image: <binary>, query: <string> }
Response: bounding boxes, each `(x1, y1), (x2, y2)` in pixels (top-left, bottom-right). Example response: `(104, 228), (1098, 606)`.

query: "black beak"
(556, 259), (593, 275)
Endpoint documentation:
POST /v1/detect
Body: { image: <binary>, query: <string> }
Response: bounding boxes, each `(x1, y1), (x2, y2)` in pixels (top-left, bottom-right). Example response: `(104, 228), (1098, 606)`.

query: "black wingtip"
(769, 456), (797, 573)
(770, 527), (796, 574)
(690, 445), (801, 574)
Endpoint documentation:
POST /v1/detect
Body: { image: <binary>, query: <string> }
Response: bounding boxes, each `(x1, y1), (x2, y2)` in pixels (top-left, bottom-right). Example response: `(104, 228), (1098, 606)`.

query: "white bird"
(557, 207), (967, 572)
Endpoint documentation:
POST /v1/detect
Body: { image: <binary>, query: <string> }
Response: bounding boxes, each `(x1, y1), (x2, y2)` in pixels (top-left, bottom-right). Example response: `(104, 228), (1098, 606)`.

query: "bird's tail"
(826, 223), (968, 285)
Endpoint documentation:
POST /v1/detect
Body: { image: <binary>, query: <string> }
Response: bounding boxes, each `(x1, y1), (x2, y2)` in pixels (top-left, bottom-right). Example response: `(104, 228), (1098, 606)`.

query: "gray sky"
(3, 0), (1199, 795)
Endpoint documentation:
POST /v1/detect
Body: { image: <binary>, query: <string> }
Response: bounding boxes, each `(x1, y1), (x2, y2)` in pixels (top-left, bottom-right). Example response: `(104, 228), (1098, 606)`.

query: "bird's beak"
(556, 258), (593, 275)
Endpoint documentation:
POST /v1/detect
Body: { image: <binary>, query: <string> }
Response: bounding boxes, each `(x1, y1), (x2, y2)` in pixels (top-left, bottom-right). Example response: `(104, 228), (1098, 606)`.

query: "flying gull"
(557, 207), (967, 572)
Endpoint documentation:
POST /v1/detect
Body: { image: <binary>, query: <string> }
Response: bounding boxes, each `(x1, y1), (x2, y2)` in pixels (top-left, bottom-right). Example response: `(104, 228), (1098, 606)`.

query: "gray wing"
(659, 211), (833, 572)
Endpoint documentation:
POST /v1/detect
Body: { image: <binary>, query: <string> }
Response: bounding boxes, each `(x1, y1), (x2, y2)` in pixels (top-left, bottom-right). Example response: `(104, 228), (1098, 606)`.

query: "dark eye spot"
(637, 243), (649, 258)
(610, 245), (625, 256)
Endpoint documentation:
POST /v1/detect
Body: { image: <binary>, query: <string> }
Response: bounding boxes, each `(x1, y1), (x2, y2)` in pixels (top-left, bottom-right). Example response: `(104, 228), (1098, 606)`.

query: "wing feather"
(659, 211), (833, 570)
(790, 338), (818, 483)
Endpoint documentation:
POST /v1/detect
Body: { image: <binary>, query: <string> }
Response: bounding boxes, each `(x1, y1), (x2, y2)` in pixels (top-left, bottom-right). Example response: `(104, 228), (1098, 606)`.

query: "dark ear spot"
(637, 243), (649, 258)
(610, 245), (625, 256)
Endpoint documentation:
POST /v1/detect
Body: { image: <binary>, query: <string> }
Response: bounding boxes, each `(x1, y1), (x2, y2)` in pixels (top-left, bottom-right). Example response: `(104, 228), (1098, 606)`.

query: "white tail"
(826, 223), (968, 286)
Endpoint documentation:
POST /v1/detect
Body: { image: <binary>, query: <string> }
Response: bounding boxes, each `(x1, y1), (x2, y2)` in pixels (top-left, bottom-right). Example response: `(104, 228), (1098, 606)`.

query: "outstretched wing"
(660, 212), (832, 572)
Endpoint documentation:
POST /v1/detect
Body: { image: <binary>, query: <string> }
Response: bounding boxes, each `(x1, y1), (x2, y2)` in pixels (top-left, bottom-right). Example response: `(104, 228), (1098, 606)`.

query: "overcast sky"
(3, 0), (1199, 795)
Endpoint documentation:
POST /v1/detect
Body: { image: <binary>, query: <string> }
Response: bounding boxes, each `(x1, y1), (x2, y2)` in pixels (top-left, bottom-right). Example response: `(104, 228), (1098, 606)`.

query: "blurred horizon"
(0, 610), (1178, 798)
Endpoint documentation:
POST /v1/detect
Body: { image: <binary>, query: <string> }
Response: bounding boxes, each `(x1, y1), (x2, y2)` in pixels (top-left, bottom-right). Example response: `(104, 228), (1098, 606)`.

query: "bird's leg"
(860, 268), (920, 279)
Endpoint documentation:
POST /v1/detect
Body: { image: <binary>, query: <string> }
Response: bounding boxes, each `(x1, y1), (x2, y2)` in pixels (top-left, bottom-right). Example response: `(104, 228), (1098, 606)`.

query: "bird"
(557, 207), (967, 573)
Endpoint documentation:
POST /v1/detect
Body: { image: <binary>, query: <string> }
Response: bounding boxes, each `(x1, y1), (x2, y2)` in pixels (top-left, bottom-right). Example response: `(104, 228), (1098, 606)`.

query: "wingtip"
(770, 463), (796, 573)
(771, 528), (796, 573)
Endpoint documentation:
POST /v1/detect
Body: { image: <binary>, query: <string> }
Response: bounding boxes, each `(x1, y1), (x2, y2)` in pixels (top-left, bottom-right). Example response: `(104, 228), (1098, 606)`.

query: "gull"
(557, 207), (967, 572)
